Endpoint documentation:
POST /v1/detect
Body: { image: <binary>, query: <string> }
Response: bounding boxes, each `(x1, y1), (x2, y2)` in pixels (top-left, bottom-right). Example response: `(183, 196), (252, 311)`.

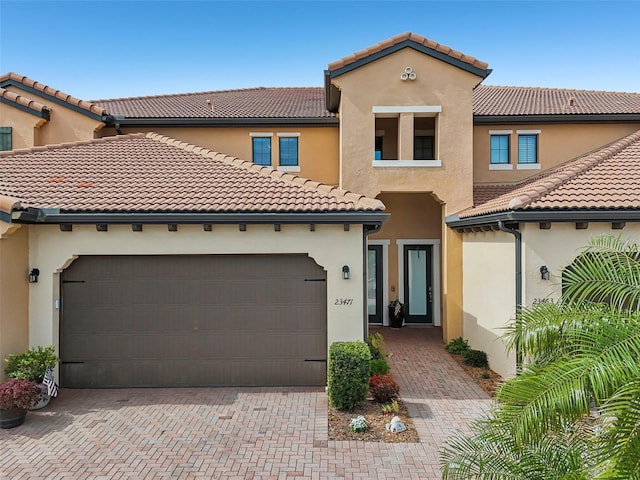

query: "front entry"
(403, 245), (433, 324)
(367, 245), (383, 324)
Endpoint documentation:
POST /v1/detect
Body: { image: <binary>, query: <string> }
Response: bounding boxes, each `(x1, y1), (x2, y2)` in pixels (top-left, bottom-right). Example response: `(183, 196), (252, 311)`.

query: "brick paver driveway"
(0, 327), (491, 479)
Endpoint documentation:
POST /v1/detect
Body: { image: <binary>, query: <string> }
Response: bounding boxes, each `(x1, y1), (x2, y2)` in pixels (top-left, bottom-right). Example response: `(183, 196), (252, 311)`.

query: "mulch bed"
(448, 351), (503, 398)
(328, 397), (420, 442)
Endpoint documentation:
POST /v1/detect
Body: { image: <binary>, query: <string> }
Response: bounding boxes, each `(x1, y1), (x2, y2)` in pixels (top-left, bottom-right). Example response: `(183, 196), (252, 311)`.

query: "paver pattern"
(0, 327), (491, 479)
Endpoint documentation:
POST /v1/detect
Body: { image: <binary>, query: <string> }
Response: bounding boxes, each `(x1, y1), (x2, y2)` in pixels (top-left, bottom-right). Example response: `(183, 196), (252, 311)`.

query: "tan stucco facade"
(22, 223), (366, 371)
(0, 223), (29, 379)
(109, 125), (340, 186)
(1, 85), (104, 148)
(473, 123), (640, 184)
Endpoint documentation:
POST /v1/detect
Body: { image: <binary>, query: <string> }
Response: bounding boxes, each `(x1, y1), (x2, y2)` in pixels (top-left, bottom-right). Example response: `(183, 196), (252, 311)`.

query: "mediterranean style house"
(1, 32), (639, 385)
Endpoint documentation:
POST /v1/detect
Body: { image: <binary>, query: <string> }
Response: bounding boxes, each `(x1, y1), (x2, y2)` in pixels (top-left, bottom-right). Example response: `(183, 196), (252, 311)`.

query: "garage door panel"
(61, 254), (327, 387)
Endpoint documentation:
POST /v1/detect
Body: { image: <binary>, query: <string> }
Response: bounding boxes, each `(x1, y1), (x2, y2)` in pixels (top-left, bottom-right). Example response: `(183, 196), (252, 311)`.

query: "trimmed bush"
(444, 337), (469, 355)
(462, 349), (489, 369)
(369, 374), (400, 403)
(370, 358), (390, 376)
(367, 332), (386, 360)
(328, 341), (371, 411)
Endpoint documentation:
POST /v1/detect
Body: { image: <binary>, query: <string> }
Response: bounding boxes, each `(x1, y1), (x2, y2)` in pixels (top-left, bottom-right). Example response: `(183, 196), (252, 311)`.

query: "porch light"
(29, 268), (40, 283)
(342, 265), (350, 280)
(539, 265), (549, 281)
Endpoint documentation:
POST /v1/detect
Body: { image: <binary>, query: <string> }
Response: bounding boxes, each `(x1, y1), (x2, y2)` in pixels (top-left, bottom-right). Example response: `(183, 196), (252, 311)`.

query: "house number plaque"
(334, 299), (354, 305)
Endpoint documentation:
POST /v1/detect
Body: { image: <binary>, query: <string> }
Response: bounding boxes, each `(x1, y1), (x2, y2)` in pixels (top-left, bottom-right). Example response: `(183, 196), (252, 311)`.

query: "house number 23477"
(335, 299), (354, 305)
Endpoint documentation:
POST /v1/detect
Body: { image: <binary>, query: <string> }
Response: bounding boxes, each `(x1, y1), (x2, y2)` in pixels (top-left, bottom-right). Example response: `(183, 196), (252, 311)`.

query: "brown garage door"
(60, 254), (327, 388)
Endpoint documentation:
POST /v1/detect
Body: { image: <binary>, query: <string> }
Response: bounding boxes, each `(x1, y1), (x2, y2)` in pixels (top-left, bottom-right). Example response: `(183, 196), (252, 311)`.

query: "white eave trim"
(373, 159), (442, 167)
(372, 106), (442, 114)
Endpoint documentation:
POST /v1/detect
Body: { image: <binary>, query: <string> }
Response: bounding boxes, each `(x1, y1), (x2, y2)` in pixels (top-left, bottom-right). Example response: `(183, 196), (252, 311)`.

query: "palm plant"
(441, 234), (640, 479)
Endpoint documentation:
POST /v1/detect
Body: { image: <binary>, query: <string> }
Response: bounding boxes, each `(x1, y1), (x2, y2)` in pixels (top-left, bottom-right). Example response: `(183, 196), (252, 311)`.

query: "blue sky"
(1, 0), (639, 100)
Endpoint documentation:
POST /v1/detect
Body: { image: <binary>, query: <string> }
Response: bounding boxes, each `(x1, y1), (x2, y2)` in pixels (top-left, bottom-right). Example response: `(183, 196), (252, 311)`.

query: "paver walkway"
(0, 327), (492, 479)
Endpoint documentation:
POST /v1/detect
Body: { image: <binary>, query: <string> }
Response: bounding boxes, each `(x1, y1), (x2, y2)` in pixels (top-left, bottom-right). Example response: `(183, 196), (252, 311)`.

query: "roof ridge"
(91, 86), (321, 103)
(145, 132), (384, 211)
(508, 129), (640, 209)
(0, 87), (50, 115)
(327, 31), (489, 73)
(0, 133), (146, 158)
(0, 72), (107, 116)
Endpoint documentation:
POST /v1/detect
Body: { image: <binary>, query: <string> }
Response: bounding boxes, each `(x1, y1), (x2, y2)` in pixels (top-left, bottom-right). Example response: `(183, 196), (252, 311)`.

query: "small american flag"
(43, 366), (58, 397)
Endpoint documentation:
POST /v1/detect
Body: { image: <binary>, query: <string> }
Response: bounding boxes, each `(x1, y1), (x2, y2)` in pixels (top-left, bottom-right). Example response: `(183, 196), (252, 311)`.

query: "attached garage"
(0, 132), (387, 387)
(60, 254), (327, 387)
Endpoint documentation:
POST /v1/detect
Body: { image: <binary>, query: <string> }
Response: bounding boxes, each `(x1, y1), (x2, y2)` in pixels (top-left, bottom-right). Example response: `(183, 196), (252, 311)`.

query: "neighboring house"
(1, 32), (639, 384)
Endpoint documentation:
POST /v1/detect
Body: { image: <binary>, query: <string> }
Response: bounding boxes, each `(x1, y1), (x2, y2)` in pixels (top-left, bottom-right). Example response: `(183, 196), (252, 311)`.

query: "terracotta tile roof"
(473, 85), (640, 116)
(0, 72), (106, 116)
(461, 129), (640, 218)
(0, 87), (50, 118)
(327, 32), (489, 73)
(93, 87), (335, 119)
(0, 133), (383, 214)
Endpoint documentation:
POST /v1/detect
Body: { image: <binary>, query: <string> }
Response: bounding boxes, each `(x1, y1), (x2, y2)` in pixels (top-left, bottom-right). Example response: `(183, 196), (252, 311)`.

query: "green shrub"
(5, 345), (58, 382)
(462, 349), (489, 369)
(369, 374), (400, 403)
(445, 337), (470, 355)
(367, 332), (386, 360)
(370, 358), (390, 376)
(328, 341), (371, 411)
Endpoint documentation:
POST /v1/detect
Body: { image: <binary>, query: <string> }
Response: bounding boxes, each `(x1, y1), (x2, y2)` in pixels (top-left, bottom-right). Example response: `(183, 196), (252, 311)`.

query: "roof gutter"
(497, 221), (523, 373)
(107, 117), (339, 128)
(474, 113), (640, 125)
(10, 210), (389, 226)
(446, 209), (640, 229)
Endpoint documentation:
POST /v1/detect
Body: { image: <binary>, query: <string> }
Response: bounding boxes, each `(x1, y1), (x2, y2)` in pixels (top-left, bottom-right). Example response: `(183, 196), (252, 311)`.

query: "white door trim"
(368, 239), (390, 326)
(396, 239), (441, 326)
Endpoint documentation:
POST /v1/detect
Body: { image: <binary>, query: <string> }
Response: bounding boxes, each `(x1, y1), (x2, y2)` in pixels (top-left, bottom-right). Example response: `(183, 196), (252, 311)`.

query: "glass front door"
(403, 245), (432, 324)
(367, 245), (383, 324)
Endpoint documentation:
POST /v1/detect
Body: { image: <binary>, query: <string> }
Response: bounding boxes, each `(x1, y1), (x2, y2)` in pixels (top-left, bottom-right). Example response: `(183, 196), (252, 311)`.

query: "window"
(375, 135), (383, 160)
(518, 134), (538, 164)
(252, 136), (271, 166)
(490, 135), (510, 164)
(414, 136), (434, 160)
(0, 127), (11, 151)
(279, 137), (298, 166)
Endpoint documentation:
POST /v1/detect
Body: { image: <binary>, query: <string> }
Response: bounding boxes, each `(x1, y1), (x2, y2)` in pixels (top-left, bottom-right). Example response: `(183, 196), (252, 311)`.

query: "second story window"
(250, 133), (272, 166)
(414, 135), (434, 160)
(518, 133), (539, 164)
(278, 136), (298, 167)
(0, 126), (12, 151)
(490, 135), (510, 164)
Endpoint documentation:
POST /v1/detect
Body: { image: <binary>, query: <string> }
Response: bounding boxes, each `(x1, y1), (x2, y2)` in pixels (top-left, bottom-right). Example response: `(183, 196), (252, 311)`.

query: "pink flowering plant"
(0, 379), (42, 410)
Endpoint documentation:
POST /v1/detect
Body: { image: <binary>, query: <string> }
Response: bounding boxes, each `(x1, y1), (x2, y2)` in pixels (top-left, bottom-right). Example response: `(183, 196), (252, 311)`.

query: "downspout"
(363, 223), (383, 341)
(497, 220), (523, 373)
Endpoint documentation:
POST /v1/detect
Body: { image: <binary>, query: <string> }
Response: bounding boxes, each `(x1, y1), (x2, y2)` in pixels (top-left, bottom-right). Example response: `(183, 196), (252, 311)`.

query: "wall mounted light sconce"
(539, 265), (550, 281)
(342, 265), (350, 280)
(29, 268), (40, 283)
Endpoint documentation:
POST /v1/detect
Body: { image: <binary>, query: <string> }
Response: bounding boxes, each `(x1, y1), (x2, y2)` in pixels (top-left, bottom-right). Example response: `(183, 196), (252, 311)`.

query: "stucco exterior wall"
(332, 48), (478, 213)
(27, 223), (365, 364)
(462, 230), (517, 378)
(0, 103), (40, 149)
(110, 126), (340, 186)
(473, 123), (640, 184)
(3, 85), (104, 146)
(521, 222), (640, 305)
(0, 223), (29, 379)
